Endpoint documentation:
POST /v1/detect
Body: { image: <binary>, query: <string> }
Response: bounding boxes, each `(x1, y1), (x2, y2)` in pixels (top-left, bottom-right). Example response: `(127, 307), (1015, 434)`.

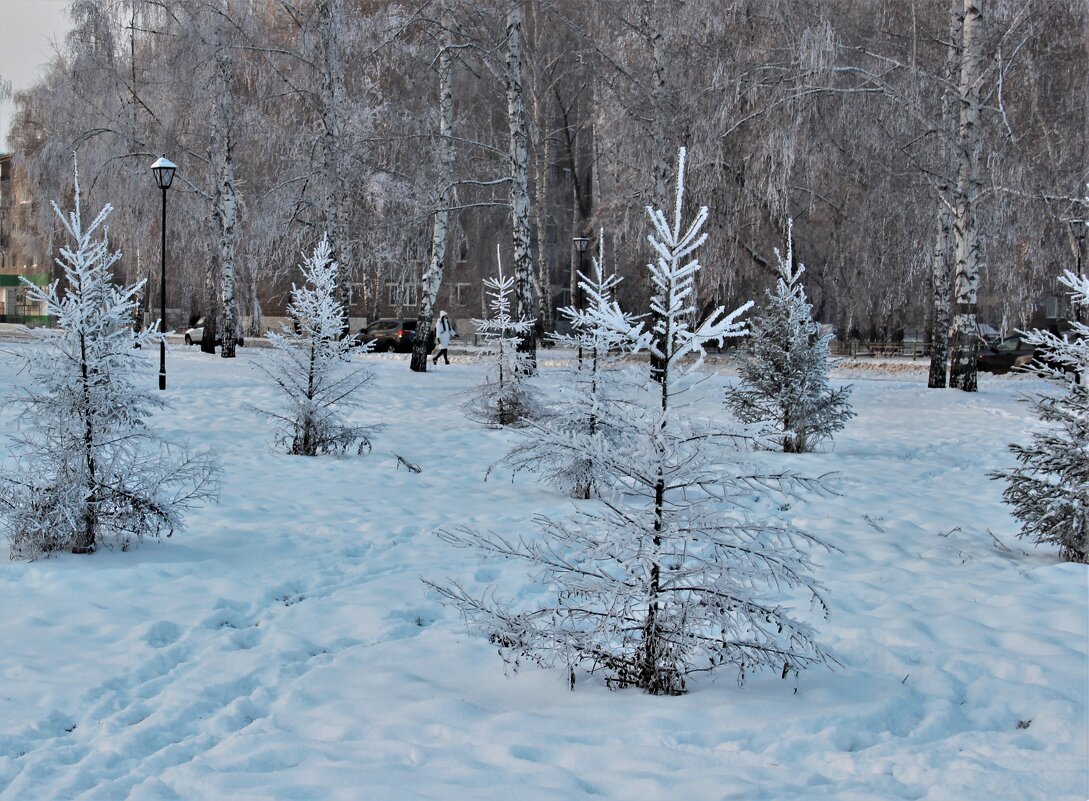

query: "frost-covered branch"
(253, 236), (378, 455)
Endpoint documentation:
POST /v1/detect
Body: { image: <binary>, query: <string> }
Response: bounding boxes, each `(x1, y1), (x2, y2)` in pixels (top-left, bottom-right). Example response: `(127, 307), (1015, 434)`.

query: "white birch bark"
(506, 2), (537, 367)
(644, 0), (670, 382)
(928, 0), (962, 389)
(411, 14), (454, 373)
(948, 0), (983, 391)
(318, 0), (352, 322)
(212, 44), (239, 358)
(532, 96), (553, 335)
(928, 202), (955, 387)
(650, 21), (669, 212)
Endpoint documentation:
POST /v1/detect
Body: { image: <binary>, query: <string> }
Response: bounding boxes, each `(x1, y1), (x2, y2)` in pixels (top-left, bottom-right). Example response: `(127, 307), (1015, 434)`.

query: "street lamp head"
(151, 156), (177, 190)
(572, 236), (591, 253)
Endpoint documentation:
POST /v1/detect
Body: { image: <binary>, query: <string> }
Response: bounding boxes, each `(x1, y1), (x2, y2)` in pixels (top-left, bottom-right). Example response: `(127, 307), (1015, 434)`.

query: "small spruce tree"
(465, 246), (536, 427)
(430, 150), (833, 694)
(254, 236), (377, 455)
(992, 269), (1089, 564)
(0, 159), (218, 557)
(497, 230), (637, 497)
(725, 221), (854, 453)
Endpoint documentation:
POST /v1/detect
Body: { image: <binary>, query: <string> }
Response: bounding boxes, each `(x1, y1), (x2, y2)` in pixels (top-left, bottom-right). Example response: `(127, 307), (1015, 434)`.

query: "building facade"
(0, 153), (49, 324)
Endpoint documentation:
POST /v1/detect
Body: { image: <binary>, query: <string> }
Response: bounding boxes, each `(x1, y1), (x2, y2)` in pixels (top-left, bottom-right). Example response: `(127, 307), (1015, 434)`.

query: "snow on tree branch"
(431, 152), (834, 695)
(726, 219), (855, 453)
(253, 235), (379, 456)
(992, 268), (1089, 563)
(0, 156), (219, 558)
(465, 246), (536, 427)
(497, 229), (639, 498)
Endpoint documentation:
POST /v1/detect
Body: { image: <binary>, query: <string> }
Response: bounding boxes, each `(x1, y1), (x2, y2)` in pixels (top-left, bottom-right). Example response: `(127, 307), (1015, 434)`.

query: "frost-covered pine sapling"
(725, 221), (853, 453)
(0, 159), (218, 557)
(431, 149), (834, 695)
(498, 230), (637, 498)
(991, 269), (1089, 563)
(255, 236), (377, 456)
(465, 246), (536, 427)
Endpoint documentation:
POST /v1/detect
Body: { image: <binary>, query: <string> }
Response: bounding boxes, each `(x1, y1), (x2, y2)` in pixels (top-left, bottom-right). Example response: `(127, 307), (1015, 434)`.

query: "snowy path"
(0, 346), (1085, 800)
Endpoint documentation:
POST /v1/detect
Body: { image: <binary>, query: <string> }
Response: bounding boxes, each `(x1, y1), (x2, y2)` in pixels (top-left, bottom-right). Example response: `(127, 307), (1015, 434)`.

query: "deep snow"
(0, 344), (1085, 801)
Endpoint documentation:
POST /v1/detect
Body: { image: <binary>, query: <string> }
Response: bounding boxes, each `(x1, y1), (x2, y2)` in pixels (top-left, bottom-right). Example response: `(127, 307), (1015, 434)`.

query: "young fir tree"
(254, 236), (377, 455)
(464, 246), (536, 427)
(0, 160), (218, 557)
(497, 230), (637, 498)
(725, 221), (854, 453)
(430, 150), (833, 695)
(991, 269), (1089, 564)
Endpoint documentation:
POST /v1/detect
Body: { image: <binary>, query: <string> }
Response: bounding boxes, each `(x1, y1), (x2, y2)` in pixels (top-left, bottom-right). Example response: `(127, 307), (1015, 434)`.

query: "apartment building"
(0, 152), (49, 324)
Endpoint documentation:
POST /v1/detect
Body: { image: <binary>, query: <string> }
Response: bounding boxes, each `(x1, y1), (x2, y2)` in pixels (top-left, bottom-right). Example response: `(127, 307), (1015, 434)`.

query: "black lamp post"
(573, 236), (590, 363)
(151, 156), (176, 391)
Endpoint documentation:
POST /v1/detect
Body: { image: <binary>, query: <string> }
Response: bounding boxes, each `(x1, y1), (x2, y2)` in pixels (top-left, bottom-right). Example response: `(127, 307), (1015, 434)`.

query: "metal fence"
(830, 341), (930, 359)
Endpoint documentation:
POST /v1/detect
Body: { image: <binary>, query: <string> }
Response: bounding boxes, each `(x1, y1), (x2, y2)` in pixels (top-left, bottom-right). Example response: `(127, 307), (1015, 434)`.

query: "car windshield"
(994, 336), (1022, 352)
(367, 321), (400, 332)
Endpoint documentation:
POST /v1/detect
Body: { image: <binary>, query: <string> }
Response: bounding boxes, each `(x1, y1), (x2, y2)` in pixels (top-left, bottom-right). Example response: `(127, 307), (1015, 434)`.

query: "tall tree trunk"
(556, 77), (591, 335)
(506, 2), (537, 368)
(928, 0), (961, 389)
(411, 12), (454, 373)
(212, 45), (238, 358)
(319, 0), (351, 329)
(201, 257), (221, 354)
(532, 95), (553, 336)
(949, 0), (983, 392)
(648, 5), (669, 213)
(928, 202), (954, 387)
(646, 0), (669, 383)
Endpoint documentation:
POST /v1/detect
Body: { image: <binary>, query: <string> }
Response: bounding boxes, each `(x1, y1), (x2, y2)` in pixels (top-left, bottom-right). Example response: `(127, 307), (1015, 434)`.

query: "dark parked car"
(977, 335), (1035, 374)
(353, 318), (433, 354)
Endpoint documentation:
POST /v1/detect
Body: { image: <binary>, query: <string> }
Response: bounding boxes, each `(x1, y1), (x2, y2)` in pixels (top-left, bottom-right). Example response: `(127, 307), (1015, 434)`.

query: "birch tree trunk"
(506, 2), (537, 368)
(647, 0), (670, 383)
(411, 14), (454, 373)
(319, 0), (352, 328)
(532, 97), (553, 336)
(212, 45), (239, 358)
(948, 0), (983, 392)
(928, 0), (962, 388)
(649, 9), (669, 213)
(557, 83), (590, 332)
(928, 202), (954, 387)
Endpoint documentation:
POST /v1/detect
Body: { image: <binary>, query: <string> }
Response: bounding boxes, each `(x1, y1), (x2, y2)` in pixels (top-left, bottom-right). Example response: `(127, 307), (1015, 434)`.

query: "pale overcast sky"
(0, 0), (72, 152)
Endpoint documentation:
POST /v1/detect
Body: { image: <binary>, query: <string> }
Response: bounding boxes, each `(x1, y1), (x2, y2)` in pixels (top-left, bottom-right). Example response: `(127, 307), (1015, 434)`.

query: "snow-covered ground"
(0, 344), (1085, 801)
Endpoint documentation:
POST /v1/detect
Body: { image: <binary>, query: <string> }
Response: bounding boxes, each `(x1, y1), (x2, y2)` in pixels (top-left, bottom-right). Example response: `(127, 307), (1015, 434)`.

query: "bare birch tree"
(506, 2), (537, 367)
(411, 7), (455, 373)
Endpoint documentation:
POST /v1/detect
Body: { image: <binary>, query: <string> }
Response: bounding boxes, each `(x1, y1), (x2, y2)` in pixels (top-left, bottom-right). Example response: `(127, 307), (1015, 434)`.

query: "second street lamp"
(151, 156), (176, 391)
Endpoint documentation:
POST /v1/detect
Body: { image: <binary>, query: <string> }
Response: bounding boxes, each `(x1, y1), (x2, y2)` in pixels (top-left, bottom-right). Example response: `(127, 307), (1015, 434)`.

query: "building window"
(387, 282), (418, 308)
(452, 283), (472, 307)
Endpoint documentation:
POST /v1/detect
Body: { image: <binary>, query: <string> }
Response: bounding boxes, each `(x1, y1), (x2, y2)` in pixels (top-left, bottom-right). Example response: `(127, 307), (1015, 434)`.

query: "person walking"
(433, 310), (454, 365)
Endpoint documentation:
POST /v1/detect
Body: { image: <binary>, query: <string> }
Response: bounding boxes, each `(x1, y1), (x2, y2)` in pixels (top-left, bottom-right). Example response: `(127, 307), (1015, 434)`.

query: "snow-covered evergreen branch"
(254, 236), (378, 455)
(992, 269), (1089, 563)
(465, 246), (536, 427)
(0, 158), (219, 557)
(726, 220), (854, 453)
(498, 230), (638, 497)
(433, 151), (833, 695)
